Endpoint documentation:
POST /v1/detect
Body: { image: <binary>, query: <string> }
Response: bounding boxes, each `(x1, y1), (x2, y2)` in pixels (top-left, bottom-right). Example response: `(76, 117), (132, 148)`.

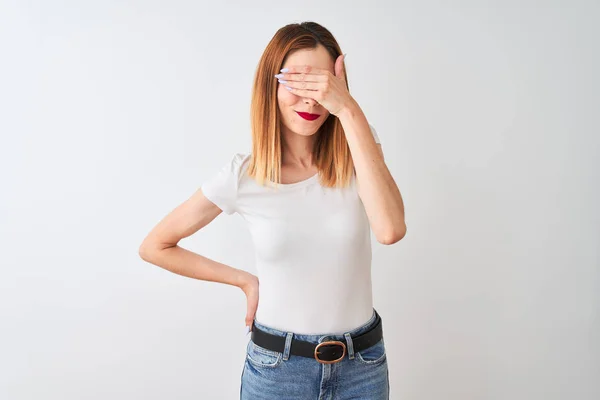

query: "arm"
(138, 189), (256, 289)
(338, 99), (407, 244)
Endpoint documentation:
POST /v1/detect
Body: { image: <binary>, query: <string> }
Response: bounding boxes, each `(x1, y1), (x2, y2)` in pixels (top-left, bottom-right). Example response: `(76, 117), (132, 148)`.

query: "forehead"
(283, 45), (334, 72)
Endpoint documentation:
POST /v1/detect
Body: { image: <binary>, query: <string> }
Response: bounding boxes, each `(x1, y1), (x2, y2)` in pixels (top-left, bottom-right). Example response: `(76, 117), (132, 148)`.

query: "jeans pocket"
(246, 339), (283, 368)
(355, 337), (387, 365)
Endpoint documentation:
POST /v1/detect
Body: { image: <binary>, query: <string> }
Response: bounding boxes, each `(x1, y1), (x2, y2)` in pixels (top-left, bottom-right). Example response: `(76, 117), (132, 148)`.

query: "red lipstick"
(296, 111), (321, 121)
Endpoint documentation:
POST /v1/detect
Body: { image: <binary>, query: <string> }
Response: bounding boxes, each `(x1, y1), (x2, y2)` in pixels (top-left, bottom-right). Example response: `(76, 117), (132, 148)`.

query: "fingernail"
(285, 86), (292, 91)
(274, 73), (284, 79)
(278, 79), (287, 84)
(280, 68), (289, 72)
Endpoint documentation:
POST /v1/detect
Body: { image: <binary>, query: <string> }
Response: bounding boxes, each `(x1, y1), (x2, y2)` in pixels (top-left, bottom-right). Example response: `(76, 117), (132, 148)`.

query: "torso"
(236, 152), (375, 335)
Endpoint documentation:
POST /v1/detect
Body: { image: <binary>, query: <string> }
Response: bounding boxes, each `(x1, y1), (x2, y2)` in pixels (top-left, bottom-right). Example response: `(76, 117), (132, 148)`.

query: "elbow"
(139, 239), (178, 261)
(139, 240), (159, 262)
(138, 243), (153, 261)
(378, 224), (407, 245)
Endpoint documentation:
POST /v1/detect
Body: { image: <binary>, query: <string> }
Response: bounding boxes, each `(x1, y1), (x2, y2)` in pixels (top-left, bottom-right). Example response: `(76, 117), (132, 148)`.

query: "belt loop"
(344, 332), (355, 360)
(282, 332), (293, 361)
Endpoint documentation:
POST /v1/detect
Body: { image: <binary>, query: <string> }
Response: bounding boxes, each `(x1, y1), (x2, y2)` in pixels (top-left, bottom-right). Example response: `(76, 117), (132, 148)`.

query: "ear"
(334, 54), (346, 81)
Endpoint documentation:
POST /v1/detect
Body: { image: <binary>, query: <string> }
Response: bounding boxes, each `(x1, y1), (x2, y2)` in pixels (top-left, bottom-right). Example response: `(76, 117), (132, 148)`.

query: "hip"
(240, 307), (389, 399)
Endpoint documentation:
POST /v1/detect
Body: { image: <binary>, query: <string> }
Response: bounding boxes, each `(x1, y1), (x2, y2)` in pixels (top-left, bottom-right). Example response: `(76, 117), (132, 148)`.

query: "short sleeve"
(200, 153), (245, 215)
(369, 124), (381, 144)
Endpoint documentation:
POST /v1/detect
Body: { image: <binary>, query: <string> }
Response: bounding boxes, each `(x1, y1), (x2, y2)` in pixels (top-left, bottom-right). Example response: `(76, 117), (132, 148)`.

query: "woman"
(139, 21), (406, 399)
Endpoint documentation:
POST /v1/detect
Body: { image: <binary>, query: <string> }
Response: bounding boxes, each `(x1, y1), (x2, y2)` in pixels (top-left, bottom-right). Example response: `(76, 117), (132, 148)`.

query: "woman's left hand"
(276, 54), (353, 116)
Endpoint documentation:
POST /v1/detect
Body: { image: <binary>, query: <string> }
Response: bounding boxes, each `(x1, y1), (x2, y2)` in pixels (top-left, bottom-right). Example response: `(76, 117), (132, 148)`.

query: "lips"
(296, 111), (321, 121)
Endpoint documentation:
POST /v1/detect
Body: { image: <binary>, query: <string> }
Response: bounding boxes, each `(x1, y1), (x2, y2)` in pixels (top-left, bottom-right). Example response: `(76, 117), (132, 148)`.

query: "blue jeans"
(240, 308), (389, 399)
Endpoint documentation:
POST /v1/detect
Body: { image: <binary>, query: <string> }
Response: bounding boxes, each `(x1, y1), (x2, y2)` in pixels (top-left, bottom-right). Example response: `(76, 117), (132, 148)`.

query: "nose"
(302, 97), (318, 106)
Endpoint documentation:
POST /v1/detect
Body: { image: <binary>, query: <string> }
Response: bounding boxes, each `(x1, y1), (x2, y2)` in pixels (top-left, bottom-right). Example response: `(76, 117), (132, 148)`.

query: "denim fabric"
(240, 308), (389, 399)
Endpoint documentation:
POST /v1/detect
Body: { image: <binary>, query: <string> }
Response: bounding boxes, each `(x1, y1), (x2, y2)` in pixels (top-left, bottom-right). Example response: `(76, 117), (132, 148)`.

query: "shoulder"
(226, 152), (252, 180)
(200, 151), (251, 215)
(210, 151), (253, 190)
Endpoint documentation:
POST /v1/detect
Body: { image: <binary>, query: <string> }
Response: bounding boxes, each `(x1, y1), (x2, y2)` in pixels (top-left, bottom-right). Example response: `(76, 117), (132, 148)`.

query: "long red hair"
(246, 21), (355, 189)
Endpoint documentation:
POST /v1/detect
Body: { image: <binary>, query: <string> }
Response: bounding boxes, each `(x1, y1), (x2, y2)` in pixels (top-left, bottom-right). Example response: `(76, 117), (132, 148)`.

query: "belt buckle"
(314, 340), (346, 364)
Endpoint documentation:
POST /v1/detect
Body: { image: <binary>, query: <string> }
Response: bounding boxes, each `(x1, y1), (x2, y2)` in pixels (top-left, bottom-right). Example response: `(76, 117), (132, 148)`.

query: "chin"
(293, 125), (321, 135)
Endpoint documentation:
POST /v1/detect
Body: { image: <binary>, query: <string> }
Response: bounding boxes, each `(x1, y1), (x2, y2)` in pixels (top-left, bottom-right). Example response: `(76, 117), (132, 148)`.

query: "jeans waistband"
(252, 307), (380, 345)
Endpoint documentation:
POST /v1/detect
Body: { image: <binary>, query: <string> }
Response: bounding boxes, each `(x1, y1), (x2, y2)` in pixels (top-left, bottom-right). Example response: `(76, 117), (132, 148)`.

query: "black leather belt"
(250, 310), (383, 364)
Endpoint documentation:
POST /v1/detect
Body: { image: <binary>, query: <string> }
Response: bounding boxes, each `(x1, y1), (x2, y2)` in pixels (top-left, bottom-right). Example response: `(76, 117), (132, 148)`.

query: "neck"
(280, 126), (317, 169)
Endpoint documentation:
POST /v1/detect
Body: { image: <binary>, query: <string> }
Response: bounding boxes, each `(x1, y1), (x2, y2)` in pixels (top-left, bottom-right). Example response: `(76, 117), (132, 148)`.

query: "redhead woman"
(139, 21), (406, 400)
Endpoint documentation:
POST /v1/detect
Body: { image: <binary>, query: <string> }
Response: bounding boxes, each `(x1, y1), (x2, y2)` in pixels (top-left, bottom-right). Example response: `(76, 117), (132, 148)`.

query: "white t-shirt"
(200, 124), (381, 335)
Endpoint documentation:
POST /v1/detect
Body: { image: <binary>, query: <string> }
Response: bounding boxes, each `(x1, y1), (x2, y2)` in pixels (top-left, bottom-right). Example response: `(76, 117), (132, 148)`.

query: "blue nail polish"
(285, 86), (292, 91)
(280, 68), (289, 73)
(274, 73), (284, 79)
(278, 79), (287, 84)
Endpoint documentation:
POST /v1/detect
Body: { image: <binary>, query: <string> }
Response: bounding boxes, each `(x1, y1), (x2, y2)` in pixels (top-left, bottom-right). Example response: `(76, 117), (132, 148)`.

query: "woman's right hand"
(239, 272), (259, 332)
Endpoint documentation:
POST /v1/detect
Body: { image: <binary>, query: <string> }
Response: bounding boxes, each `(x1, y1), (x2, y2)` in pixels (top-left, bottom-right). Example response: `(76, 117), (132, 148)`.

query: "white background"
(1, 1), (598, 399)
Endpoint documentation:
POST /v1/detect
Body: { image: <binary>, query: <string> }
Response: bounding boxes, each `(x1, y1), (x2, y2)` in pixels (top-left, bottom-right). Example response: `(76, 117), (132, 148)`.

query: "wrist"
(236, 270), (258, 291)
(336, 98), (359, 120)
